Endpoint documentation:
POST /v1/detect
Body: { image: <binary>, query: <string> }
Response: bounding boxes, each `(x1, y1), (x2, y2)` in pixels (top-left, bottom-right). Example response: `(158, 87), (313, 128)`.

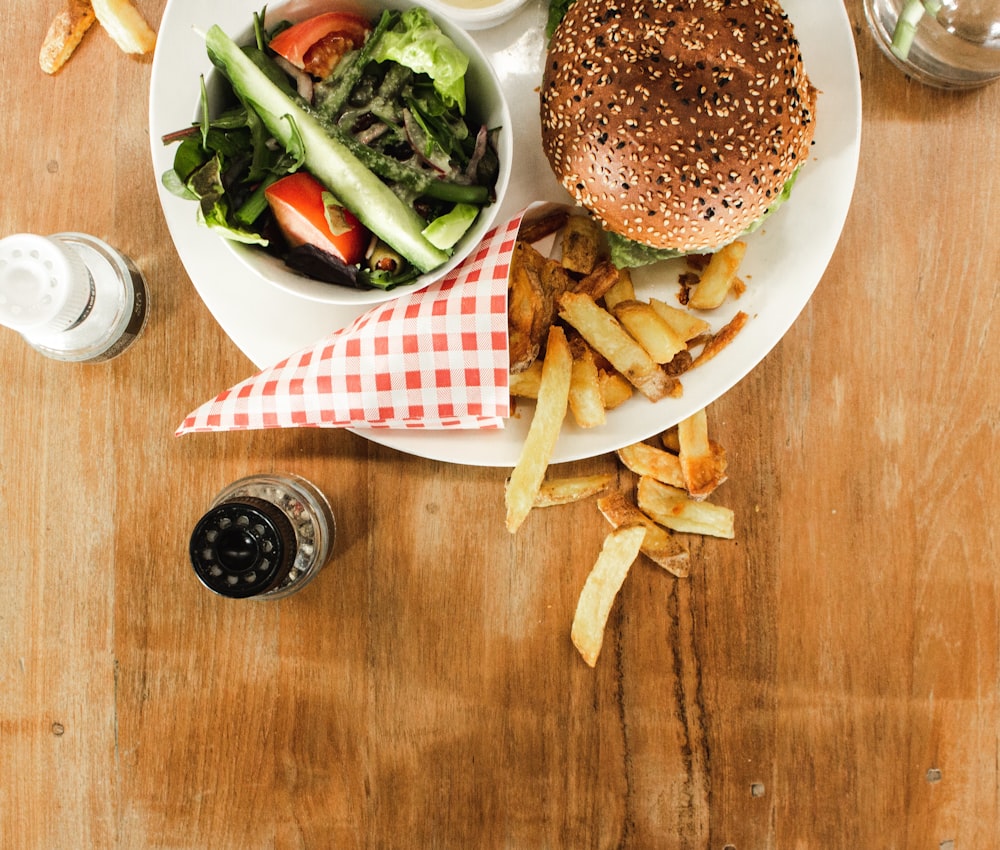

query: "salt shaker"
(0, 232), (148, 362)
(189, 474), (336, 600)
(865, 0), (1000, 89)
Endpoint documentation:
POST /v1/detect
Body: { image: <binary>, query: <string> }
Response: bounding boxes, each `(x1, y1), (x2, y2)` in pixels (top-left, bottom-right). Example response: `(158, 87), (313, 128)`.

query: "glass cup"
(864, 0), (1000, 89)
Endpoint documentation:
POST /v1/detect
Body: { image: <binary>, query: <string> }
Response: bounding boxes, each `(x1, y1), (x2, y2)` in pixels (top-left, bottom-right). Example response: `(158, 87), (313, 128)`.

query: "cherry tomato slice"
(264, 172), (370, 266)
(268, 12), (371, 78)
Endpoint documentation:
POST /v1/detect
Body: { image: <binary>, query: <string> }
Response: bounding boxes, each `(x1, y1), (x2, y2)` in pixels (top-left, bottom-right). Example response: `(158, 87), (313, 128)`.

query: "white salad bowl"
(152, 0), (513, 307)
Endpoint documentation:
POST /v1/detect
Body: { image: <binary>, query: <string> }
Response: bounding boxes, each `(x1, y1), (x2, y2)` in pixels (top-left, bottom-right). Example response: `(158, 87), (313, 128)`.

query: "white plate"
(150, 0), (862, 467)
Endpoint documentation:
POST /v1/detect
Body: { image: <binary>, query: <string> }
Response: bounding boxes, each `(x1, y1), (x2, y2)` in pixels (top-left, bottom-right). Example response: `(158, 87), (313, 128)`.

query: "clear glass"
(208, 473), (336, 600)
(25, 232), (148, 362)
(865, 0), (1000, 89)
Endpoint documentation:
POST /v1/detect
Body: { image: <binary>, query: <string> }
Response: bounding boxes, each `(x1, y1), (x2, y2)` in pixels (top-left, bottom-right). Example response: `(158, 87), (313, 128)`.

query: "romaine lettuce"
(370, 9), (468, 114)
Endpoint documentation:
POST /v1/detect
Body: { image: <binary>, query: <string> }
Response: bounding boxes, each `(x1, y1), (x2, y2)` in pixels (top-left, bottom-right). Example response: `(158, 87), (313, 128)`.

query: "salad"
(161, 5), (502, 290)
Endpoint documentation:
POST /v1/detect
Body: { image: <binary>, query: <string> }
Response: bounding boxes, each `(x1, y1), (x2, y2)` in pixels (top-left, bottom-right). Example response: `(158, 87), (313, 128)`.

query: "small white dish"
(417, 0), (531, 31)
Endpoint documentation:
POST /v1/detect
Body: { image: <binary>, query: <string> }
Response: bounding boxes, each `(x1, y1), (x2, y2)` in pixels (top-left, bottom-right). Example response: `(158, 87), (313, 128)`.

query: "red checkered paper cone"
(176, 209), (533, 435)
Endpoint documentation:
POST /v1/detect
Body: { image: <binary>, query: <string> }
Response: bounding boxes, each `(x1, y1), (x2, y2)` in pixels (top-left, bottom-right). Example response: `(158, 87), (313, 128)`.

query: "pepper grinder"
(189, 474), (336, 600)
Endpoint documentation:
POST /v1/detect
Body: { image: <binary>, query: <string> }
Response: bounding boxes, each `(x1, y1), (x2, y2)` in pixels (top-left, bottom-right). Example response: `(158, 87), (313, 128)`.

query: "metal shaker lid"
(0, 234), (92, 334)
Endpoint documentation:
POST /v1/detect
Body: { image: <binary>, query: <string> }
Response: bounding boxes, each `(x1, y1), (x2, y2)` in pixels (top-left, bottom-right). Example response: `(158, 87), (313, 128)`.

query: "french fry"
(507, 241), (546, 372)
(601, 267), (636, 312)
(558, 291), (677, 402)
(40, 0), (97, 74)
(571, 524), (646, 666)
(596, 492), (690, 577)
(663, 348), (694, 378)
(598, 369), (633, 410)
(678, 408), (727, 498)
(660, 426), (681, 453)
(636, 477), (735, 539)
(535, 473), (615, 507)
(508, 360), (543, 399)
(611, 300), (688, 365)
(92, 0), (157, 54)
(540, 257), (574, 313)
(617, 441), (685, 489)
(505, 326), (573, 533)
(688, 240), (747, 310)
(572, 258), (621, 301)
(517, 209), (569, 244)
(568, 343), (606, 428)
(561, 214), (603, 275)
(692, 311), (749, 367)
(648, 297), (711, 342)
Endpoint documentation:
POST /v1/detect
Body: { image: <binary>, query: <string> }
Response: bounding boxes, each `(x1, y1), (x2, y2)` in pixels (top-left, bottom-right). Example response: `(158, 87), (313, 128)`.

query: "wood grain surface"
(2, 2), (998, 848)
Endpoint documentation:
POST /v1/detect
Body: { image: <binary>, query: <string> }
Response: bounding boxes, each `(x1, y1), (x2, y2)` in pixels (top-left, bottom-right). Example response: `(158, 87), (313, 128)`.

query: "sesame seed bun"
(540, 0), (817, 254)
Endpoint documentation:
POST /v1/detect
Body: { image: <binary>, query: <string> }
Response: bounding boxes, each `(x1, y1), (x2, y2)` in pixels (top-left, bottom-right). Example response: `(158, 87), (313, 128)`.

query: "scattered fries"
(507, 242), (547, 373)
(617, 441), (686, 489)
(501, 208), (749, 667)
(596, 492), (690, 577)
(693, 311), (749, 368)
(506, 206), (748, 435)
(637, 476), (735, 539)
(567, 341), (606, 428)
(508, 359), (543, 400)
(648, 298), (711, 342)
(505, 326), (573, 533)
(600, 267), (636, 312)
(688, 240), (746, 310)
(535, 473), (615, 507)
(572, 259), (621, 301)
(517, 208), (569, 244)
(678, 408), (728, 499)
(40, 0), (96, 75)
(598, 370), (633, 410)
(509, 399), (733, 664)
(40, 0), (156, 75)
(559, 291), (679, 402)
(571, 525), (646, 667)
(611, 299), (687, 365)
(560, 214), (604, 275)
(92, 0), (157, 54)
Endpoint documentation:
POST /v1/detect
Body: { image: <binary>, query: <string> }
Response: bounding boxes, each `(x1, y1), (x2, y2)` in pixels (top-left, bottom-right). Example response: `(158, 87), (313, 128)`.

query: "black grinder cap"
(189, 497), (296, 598)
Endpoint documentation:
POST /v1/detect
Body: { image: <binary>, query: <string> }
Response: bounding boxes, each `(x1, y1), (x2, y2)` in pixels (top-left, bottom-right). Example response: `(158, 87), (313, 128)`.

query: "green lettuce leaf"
(546, 0), (576, 39)
(609, 167), (803, 268)
(370, 8), (468, 114)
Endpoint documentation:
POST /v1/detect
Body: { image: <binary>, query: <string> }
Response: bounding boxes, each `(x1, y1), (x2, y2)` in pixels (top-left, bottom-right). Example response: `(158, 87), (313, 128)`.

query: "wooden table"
(3, 2), (998, 847)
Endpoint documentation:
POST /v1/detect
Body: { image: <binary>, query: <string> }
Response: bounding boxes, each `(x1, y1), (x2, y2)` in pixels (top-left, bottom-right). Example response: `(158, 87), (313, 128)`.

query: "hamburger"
(540, 0), (817, 267)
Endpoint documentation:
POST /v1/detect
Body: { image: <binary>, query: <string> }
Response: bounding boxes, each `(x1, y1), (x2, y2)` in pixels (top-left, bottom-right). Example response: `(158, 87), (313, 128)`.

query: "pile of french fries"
(502, 207), (747, 667)
(40, 0), (157, 75)
(552, 409), (734, 668)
